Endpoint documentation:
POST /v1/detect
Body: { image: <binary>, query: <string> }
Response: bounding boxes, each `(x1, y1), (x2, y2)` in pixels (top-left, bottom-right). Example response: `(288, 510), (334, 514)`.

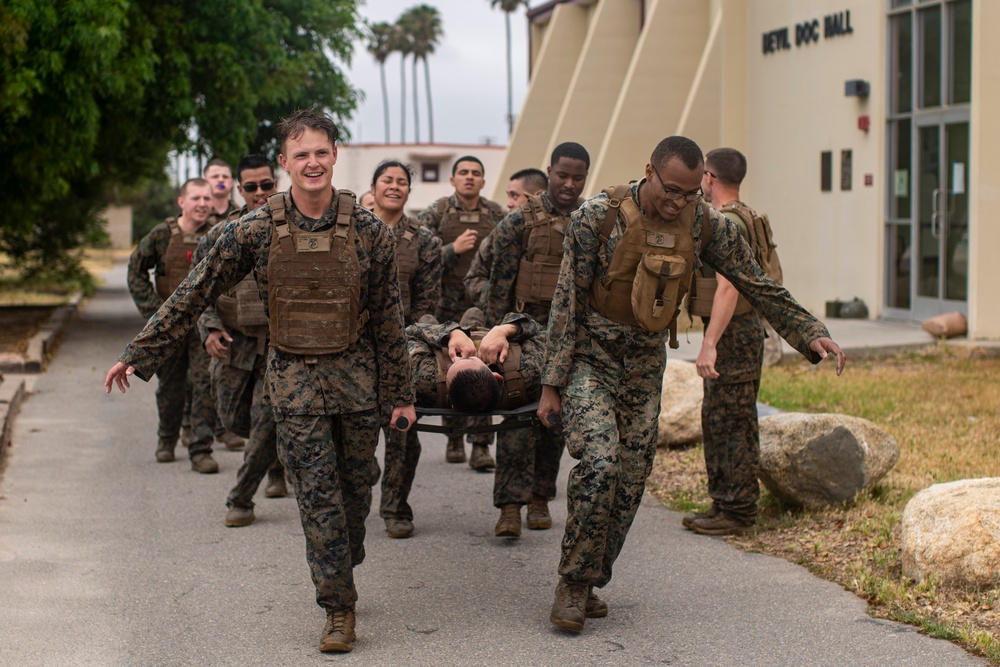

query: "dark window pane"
(821, 151), (832, 191)
(920, 6), (941, 108)
(950, 0), (972, 104)
(887, 224), (912, 309)
(892, 13), (913, 113)
(841, 150), (852, 191)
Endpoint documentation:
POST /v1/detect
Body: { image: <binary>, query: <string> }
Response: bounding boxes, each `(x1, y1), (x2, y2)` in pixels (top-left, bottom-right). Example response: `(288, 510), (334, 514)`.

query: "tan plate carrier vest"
(155, 218), (208, 300)
(216, 208), (269, 336)
(514, 193), (567, 309)
(265, 190), (369, 355)
(438, 198), (496, 290)
(393, 217), (422, 319)
(687, 201), (777, 319)
(588, 185), (713, 348)
(432, 334), (528, 410)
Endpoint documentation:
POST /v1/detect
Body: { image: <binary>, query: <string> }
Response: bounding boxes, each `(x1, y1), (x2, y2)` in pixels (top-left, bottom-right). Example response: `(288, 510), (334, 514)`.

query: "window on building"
(421, 162), (440, 183)
(821, 151), (833, 192)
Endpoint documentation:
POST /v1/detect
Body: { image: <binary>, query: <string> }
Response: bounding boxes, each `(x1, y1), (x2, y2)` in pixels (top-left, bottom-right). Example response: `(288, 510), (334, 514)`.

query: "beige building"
(334, 143), (507, 216)
(495, 0), (998, 339)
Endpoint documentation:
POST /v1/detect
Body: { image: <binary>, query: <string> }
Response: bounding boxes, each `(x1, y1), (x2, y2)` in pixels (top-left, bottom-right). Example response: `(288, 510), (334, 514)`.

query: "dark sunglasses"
(241, 180), (276, 194)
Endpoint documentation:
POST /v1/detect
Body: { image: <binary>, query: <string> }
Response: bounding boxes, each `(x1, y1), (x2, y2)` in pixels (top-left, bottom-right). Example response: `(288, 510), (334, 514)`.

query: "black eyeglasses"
(242, 180), (276, 194)
(651, 166), (702, 202)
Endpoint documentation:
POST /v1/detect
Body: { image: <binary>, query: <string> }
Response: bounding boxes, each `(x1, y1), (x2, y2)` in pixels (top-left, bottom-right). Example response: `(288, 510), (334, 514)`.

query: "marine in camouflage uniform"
(404, 309), (545, 520)
(378, 213), (442, 536)
(194, 207), (286, 522)
(465, 191), (570, 523)
(113, 188), (414, 620)
(694, 209), (765, 529)
(127, 209), (217, 467)
(418, 186), (505, 465)
(540, 146), (842, 632)
(466, 143), (590, 530)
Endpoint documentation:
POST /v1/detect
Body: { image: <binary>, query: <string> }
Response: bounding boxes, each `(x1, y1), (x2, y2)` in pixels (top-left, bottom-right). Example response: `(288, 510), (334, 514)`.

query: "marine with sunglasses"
(193, 154), (288, 527)
(535, 136), (847, 633)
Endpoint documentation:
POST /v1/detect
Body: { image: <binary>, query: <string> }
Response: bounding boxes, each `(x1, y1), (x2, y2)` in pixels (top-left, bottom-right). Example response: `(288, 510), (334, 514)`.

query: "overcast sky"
(344, 0), (531, 146)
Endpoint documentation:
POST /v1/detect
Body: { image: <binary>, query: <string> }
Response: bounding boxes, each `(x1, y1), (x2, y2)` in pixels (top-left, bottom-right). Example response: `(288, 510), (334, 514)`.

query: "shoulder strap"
(436, 197), (449, 218)
(599, 185), (630, 244)
(500, 343), (526, 408)
(166, 218), (181, 236)
(699, 202), (714, 258)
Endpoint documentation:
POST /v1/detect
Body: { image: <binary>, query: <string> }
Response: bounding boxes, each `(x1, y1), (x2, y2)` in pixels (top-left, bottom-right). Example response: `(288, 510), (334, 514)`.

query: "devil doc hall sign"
(762, 10), (854, 54)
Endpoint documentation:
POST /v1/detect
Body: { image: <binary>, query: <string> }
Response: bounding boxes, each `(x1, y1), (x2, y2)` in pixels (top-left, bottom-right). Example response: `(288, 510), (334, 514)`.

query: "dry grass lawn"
(647, 344), (1000, 663)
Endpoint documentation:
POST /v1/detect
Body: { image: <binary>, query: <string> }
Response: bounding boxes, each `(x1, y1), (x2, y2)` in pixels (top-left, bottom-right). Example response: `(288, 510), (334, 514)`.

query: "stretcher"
(407, 402), (542, 435)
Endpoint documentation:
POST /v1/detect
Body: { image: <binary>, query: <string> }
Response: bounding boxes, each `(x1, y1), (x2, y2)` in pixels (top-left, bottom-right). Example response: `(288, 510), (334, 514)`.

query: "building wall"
(505, 0), (996, 337)
(333, 143), (507, 216)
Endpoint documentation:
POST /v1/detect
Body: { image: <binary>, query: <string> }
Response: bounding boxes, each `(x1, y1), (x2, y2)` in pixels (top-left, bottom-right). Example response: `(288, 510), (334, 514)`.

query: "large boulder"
(758, 413), (899, 508)
(657, 359), (703, 447)
(901, 478), (1000, 588)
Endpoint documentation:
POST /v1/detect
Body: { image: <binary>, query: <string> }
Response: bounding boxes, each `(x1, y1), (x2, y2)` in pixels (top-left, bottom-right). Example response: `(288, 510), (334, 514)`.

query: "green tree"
(367, 21), (396, 143)
(490, 0), (529, 136)
(0, 0), (361, 276)
(401, 4), (443, 143)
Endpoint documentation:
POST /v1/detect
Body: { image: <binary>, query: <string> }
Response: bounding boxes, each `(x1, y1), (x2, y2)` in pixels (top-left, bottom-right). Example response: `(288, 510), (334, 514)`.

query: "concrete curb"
(0, 374), (27, 465)
(0, 291), (83, 374)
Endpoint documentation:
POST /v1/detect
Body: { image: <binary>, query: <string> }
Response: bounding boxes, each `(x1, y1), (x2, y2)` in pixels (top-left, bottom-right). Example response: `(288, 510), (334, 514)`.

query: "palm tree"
(366, 21), (395, 143)
(490, 0), (529, 136)
(400, 5), (443, 144)
(390, 24), (413, 143)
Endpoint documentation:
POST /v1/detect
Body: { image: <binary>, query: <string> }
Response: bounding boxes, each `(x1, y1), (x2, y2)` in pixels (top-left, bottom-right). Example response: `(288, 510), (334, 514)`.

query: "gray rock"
(657, 359), (703, 447)
(758, 413), (899, 508)
(901, 478), (1000, 588)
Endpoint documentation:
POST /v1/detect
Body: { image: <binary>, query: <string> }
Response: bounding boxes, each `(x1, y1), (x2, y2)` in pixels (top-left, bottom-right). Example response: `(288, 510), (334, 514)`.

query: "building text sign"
(762, 10), (854, 54)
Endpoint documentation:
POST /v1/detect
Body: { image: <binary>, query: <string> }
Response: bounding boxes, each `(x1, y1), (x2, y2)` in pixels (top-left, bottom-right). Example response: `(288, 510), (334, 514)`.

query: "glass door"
(914, 117), (968, 320)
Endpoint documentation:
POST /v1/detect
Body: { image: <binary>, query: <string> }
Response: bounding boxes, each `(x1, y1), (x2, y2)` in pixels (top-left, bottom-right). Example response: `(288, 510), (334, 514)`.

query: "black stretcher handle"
(547, 413), (561, 426)
(395, 416), (409, 430)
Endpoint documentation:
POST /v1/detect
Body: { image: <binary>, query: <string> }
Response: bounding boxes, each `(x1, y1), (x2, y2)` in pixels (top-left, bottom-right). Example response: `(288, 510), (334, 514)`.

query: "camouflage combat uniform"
(699, 207), (766, 523)
(127, 218), (216, 459)
(379, 215), (442, 524)
(193, 210), (284, 511)
(404, 310), (546, 509)
(418, 195), (505, 449)
(118, 190), (414, 612)
(543, 180), (830, 589)
(465, 191), (567, 503)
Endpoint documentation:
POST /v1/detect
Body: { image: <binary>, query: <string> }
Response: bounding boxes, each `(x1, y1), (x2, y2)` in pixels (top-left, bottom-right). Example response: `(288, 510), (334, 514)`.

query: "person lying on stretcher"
(406, 307), (544, 413)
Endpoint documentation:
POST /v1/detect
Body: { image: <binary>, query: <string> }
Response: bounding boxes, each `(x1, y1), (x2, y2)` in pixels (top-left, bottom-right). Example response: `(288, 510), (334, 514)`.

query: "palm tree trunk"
(505, 12), (514, 135)
(412, 56), (421, 143)
(380, 64), (390, 143)
(400, 54), (407, 143)
(423, 56), (434, 143)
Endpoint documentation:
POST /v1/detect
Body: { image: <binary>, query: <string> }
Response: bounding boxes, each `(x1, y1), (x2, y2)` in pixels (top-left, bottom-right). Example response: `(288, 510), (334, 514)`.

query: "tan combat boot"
(155, 439), (176, 463)
(225, 507), (255, 527)
(217, 430), (245, 450)
(264, 471), (287, 498)
(469, 443), (495, 471)
(549, 576), (588, 631)
(494, 504), (522, 538)
(586, 586), (608, 618)
(445, 437), (466, 463)
(319, 608), (356, 652)
(190, 452), (219, 474)
(526, 496), (552, 530)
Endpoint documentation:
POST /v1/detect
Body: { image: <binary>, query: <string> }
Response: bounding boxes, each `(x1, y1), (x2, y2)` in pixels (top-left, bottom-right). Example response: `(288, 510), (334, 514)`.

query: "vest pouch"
(270, 285), (357, 355)
(688, 275), (716, 319)
(631, 253), (686, 333)
(515, 255), (562, 304)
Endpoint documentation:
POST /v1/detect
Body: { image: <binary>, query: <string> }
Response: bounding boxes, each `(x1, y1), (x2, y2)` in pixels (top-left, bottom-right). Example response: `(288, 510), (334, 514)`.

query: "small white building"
(334, 143), (508, 216)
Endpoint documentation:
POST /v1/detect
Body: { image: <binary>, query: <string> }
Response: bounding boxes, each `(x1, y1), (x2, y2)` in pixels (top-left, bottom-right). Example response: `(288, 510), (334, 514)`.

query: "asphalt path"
(0, 262), (987, 666)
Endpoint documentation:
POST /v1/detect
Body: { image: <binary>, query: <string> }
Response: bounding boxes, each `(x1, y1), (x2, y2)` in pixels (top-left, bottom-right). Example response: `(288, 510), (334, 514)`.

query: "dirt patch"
(0, 306), (58, 357)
